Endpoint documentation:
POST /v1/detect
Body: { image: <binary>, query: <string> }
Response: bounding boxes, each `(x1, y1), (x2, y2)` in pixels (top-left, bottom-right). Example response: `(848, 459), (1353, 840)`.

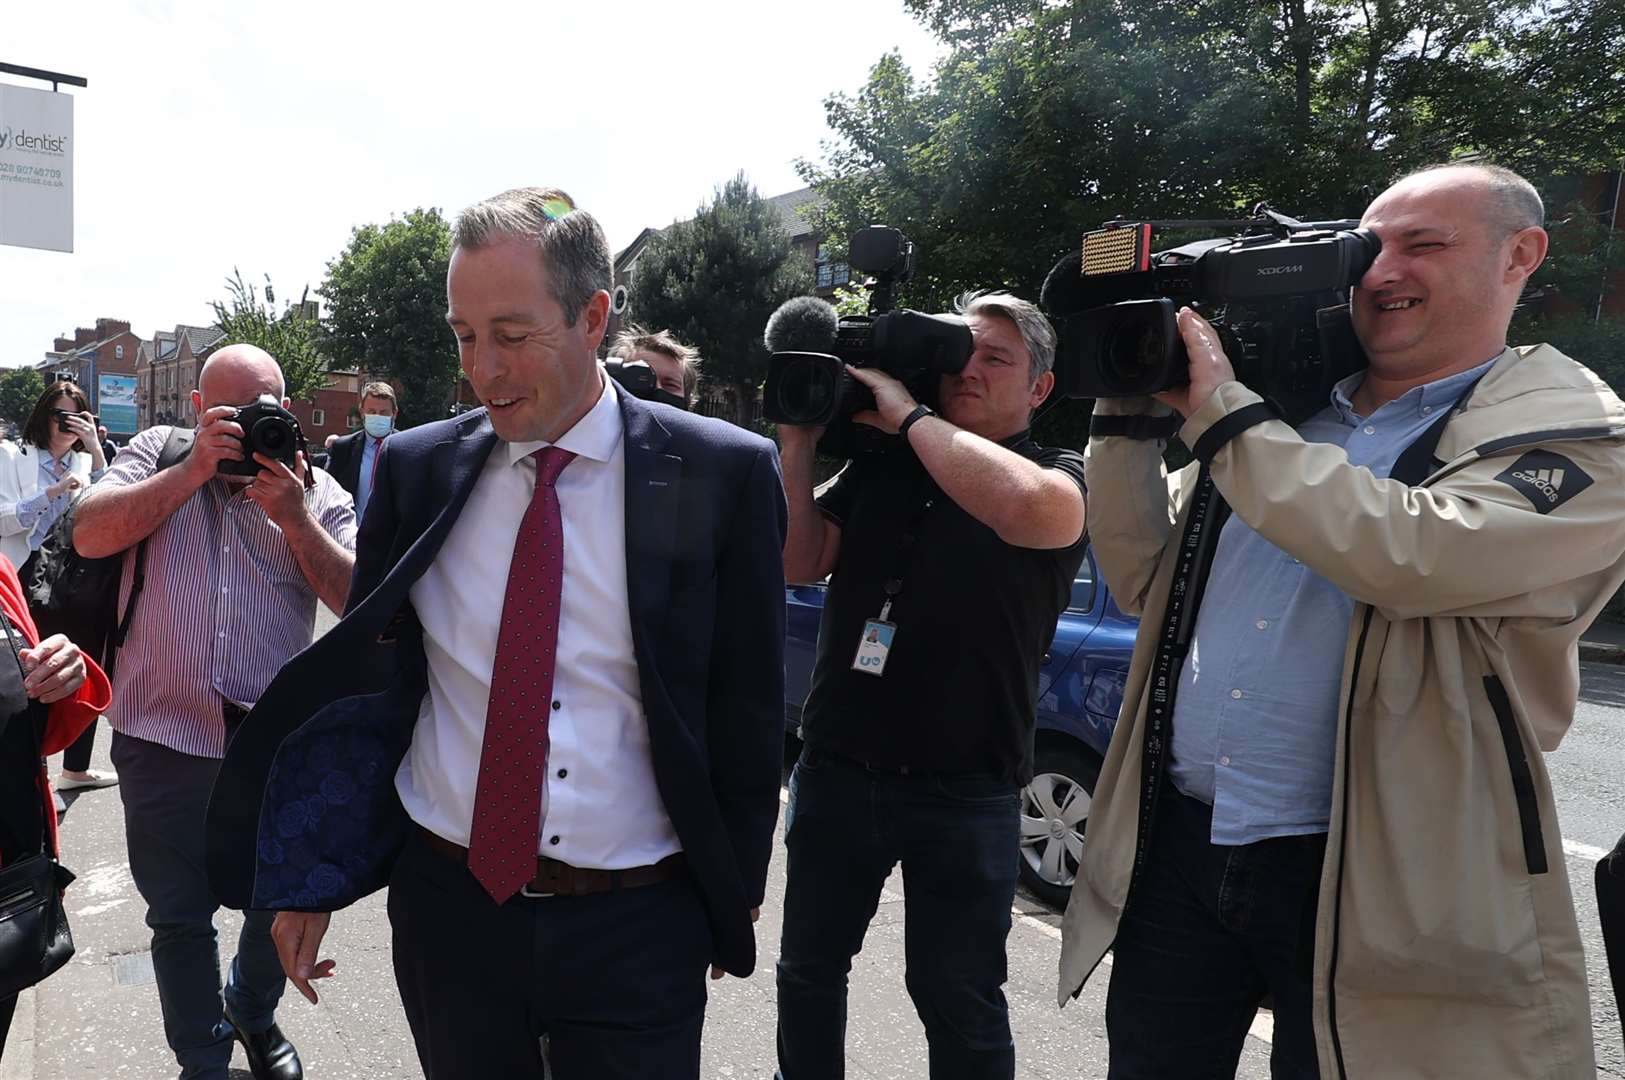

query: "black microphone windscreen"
(764, 296), (840, 354)
(1040, 251), (1090, 318)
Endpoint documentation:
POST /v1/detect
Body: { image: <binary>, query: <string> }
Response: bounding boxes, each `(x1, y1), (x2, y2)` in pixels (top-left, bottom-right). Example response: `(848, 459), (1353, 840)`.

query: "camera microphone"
(764, 296), (839, 355)
(1040, 250), (1090, 317)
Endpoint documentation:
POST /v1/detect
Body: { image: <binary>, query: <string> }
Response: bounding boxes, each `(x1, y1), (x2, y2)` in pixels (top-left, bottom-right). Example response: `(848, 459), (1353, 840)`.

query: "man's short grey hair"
(1396, 162), (1545, 237)
(954, 291), (1057, 384)
(452, 187), (612, 326)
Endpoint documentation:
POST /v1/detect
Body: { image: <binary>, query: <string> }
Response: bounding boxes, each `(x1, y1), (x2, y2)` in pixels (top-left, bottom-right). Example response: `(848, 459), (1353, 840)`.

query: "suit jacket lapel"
(620, 390), (680, 678)
(363, 411), (499, 618)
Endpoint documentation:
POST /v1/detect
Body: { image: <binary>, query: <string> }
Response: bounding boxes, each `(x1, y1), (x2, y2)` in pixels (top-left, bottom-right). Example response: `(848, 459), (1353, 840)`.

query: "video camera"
(762, 226), (973, 432)
(1042, 207), (1380, 425)
(605, 359), (686, 412)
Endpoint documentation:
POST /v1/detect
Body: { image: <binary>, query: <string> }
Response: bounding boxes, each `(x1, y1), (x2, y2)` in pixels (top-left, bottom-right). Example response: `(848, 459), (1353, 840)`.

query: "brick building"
(138, 324), (226, 429)
(39, 318), (145, 437)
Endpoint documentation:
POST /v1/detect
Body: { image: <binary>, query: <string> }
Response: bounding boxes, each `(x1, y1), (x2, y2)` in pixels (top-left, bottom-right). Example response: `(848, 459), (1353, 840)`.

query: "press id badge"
(852, 619), (896, 676)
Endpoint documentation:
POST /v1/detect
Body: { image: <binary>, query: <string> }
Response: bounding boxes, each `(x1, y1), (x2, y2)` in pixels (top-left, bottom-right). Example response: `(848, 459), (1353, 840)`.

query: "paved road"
(5, 634), (1621, 1077)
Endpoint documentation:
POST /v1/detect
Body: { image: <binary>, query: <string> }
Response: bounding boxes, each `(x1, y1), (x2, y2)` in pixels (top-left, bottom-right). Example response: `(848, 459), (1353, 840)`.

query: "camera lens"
(1100, 323), (1163, 395)
(252, 417), (292, 455)
(776, 358), (837, 426)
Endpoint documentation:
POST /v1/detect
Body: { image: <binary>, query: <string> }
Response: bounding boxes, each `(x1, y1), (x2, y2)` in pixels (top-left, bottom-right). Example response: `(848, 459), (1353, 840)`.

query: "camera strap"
(1127, 465), (1230, 895)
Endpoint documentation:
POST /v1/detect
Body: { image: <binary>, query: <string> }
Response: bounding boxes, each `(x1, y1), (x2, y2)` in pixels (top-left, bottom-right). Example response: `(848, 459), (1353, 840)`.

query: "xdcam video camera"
(762, 226), (973, 430)
(1042, 207), (1381, 424)
(605, 360), (686, 412)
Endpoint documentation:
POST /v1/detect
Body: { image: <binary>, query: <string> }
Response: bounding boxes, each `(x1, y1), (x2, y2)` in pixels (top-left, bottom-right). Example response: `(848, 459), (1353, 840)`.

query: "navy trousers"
(386, 826), (713, 1080)
(775, 745), (1021, 1080)
(1105, 783), (1325, 1079)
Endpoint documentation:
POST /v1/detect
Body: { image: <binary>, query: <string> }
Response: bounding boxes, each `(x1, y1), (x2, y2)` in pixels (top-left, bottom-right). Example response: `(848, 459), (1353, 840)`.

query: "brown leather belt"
(414, 825), (685, 897)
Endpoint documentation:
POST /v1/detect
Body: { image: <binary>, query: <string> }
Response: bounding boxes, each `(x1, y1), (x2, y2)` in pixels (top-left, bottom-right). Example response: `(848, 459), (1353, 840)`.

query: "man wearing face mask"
(326, 382), (400, 521)
(72, 344), (356, 1080)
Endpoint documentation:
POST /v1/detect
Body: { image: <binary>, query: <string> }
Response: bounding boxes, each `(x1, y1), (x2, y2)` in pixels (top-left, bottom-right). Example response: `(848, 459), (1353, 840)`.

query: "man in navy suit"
(206, 187), (787, 1080)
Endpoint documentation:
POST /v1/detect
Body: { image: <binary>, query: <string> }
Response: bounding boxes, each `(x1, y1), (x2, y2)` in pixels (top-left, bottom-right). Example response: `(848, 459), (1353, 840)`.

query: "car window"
(1068, 545), (1096, 612)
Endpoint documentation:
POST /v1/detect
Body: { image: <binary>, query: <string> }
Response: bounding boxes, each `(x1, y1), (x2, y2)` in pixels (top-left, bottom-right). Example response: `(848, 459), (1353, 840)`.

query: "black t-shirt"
(801, 431), (1087, 785)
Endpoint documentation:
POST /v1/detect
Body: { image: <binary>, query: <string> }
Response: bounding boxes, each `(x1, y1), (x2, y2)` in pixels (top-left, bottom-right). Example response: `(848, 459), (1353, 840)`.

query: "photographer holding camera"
(1058, 163), (1625, 1078)
(777, 290), (1086, 1080)
(71, 344), (356, 1080)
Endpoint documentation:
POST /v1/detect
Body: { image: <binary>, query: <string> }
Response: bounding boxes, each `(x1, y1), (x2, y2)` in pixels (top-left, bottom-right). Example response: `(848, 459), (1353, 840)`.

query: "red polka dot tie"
(467, 446), (576, 903)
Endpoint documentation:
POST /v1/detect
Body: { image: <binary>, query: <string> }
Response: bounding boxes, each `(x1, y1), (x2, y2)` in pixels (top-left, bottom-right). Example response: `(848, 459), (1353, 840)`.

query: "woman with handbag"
(0, 551), (110, 1057)
(0, 382), (111, 794)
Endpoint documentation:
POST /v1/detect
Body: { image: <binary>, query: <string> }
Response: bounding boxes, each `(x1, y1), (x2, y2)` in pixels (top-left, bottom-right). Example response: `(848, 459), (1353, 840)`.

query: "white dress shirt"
(396, 373), (682, 869)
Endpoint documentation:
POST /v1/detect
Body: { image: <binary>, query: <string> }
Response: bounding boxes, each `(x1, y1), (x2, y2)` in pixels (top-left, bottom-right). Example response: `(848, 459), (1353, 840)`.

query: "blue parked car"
(784, 541), (1139, 908)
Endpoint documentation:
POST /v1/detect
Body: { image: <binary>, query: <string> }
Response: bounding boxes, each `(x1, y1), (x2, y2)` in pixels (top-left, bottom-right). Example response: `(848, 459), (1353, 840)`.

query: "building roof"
(613, 227), (661, 274)
(181, 325), (225, 355)
(764, 186), (822, 240)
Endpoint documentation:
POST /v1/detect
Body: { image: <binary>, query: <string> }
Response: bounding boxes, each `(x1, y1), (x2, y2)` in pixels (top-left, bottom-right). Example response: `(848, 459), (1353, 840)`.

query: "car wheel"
(1019, 742), (1102, 909)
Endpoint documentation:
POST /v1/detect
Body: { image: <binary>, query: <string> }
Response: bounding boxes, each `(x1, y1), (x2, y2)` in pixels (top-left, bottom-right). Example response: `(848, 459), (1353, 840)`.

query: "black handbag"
(0, 615), (76, 999)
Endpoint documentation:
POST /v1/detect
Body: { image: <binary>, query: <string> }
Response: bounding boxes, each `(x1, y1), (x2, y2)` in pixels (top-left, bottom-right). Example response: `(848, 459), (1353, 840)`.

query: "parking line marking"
(1564, 838), (1610, 862)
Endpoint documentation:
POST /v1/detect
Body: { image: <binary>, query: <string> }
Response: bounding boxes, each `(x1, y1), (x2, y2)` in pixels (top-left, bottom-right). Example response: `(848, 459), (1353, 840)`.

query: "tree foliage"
(629, 174), (814, 421)
(804, 0), (1625, 313)
(319, 209), (456, 428)
(209, 270), (330, 402)
(0, 367), (45, 433)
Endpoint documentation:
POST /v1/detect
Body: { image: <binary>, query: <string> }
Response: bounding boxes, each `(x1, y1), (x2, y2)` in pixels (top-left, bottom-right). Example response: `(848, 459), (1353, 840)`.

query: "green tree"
(210, 270), (330, 401)
(804, 0), (1625, 312)
(0, 367), (45, 433)
(629, 173), (814, 423)
(319, 209), (455, 428)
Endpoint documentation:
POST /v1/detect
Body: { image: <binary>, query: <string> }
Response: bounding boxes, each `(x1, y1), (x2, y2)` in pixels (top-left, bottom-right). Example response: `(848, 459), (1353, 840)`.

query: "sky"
(1, 0), (945, 367)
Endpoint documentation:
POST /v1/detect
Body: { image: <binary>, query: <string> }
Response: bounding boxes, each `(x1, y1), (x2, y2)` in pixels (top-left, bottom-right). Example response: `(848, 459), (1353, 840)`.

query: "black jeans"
(1105, 784), (1325, 1079)
(1599, 831), (1625, 1055)
(775, 745), (1020, 1080)
(387, 826), (713, 1080)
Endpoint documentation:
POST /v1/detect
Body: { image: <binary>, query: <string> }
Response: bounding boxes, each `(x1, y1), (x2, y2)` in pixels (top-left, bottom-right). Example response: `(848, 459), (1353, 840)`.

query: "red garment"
(0, 556), (113, 860)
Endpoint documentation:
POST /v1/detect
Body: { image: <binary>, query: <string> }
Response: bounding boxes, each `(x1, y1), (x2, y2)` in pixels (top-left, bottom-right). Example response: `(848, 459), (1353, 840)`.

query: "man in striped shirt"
(74, 344), (356, 1080)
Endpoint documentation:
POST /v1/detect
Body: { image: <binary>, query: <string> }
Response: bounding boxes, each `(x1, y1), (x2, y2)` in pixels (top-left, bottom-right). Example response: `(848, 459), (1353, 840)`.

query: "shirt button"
(1230, 688), (1243, 700)
(556, 768), (567, 779)
(551, 701), (561, 711)
(1363, 425), (1376, 435)
(548, 835), (560, 846)
(1255, 619), (1268, 630)
(217, 631), (225, 638)
(1219, 755), (1231, 766)
(221, 586), (228, 594)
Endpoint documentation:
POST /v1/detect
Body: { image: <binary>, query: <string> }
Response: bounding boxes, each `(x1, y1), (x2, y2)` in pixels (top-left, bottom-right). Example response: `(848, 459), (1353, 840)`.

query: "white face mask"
(362, 414), (394, 438)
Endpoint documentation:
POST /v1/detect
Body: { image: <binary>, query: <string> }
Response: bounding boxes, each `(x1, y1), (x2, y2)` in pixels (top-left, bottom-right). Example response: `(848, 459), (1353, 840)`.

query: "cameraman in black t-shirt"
(775, 291), (1088, 1080)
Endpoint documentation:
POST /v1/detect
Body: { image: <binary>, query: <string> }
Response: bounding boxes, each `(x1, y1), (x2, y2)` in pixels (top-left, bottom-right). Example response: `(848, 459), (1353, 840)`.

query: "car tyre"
(1018, 741), (1102, 909)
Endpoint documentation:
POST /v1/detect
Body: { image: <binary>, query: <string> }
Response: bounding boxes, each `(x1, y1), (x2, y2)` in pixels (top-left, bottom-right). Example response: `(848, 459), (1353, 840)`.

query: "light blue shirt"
(355, 435), (385, 522)
(18, 449), (106, 552)
(1169, 357), (1498, 845)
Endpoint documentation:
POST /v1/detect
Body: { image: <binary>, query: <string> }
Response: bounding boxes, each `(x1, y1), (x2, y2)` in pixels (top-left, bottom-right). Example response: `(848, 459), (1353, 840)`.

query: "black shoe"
(222, 1005), (304, 1080)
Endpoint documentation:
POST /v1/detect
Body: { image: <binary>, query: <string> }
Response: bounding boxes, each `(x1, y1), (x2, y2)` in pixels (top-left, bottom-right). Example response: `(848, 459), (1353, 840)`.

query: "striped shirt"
(101, 426), (357, 759)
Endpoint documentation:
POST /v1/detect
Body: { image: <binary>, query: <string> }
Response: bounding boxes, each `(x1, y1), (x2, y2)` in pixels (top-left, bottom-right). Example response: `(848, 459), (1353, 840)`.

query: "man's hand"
(847, 365), (919, 434)
(272, 911), (336, 1004)
(184, 406), (247, 485)
(45, 475), (83, 500)
(710, 906), (761, 981)
(1154, 307), (1237, 419)
(18, 634), (87, 704)
(244, 451), (311, 530)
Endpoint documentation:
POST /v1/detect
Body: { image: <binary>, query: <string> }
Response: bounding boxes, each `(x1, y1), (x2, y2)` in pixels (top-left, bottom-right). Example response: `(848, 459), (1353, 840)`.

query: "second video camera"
(762, 226), (973, 428)
(1043, 207), (1380, 424)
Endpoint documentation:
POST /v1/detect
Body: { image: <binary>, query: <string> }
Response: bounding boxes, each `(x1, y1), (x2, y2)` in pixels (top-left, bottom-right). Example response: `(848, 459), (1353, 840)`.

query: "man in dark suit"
(205, 187), (787, 1080)
(324, 381), (399, 521)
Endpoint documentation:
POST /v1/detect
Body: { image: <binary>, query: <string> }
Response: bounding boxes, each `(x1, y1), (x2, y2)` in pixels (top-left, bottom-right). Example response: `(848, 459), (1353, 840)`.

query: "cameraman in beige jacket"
(1062, 162), (1625, 1078)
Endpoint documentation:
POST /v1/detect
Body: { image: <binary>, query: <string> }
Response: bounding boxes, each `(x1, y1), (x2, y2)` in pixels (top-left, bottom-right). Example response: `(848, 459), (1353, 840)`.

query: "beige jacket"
(1060, 345), (1625, 1078)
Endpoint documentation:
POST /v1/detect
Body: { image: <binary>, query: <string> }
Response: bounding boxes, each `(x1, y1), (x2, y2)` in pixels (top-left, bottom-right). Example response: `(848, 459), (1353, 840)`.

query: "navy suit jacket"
(205, 387), (788, 976)
(325, 429), (365, 497)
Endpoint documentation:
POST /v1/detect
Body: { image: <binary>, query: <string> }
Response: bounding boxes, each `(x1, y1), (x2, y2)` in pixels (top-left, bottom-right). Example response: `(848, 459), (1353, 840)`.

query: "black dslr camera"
(762, 226), (973, 429)
(605, 360), (686, 411)
(1042, 207), (1380, 425)
(218, 395), (304, 477)
(52, 408), (96, 434)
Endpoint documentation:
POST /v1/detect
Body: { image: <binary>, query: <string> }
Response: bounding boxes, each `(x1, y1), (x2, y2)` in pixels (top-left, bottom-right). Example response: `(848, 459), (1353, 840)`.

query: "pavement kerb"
(1580, 642), (1625, 665)
(0, 986), (36, 1080)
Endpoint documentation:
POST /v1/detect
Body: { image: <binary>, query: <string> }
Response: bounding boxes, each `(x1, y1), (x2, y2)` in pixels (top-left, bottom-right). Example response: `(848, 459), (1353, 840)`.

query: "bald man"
(1061, 164), (1625, 1077)
(74, 344), (356, 1080)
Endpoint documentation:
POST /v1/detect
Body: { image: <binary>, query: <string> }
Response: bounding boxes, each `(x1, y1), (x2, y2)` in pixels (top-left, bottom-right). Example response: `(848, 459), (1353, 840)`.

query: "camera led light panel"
(1081, 224), (1151, 278)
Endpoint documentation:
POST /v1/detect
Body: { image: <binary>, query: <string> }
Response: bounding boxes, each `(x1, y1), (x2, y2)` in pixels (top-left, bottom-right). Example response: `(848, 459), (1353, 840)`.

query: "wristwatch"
(898, 404), (936, 440)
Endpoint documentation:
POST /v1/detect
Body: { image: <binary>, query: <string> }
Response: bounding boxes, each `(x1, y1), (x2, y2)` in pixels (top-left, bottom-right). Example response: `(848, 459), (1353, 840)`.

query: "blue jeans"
(112, 732), (288, 1080)
(1105, 783), (1325, 1079)
(775, 745), (1020, 1080)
